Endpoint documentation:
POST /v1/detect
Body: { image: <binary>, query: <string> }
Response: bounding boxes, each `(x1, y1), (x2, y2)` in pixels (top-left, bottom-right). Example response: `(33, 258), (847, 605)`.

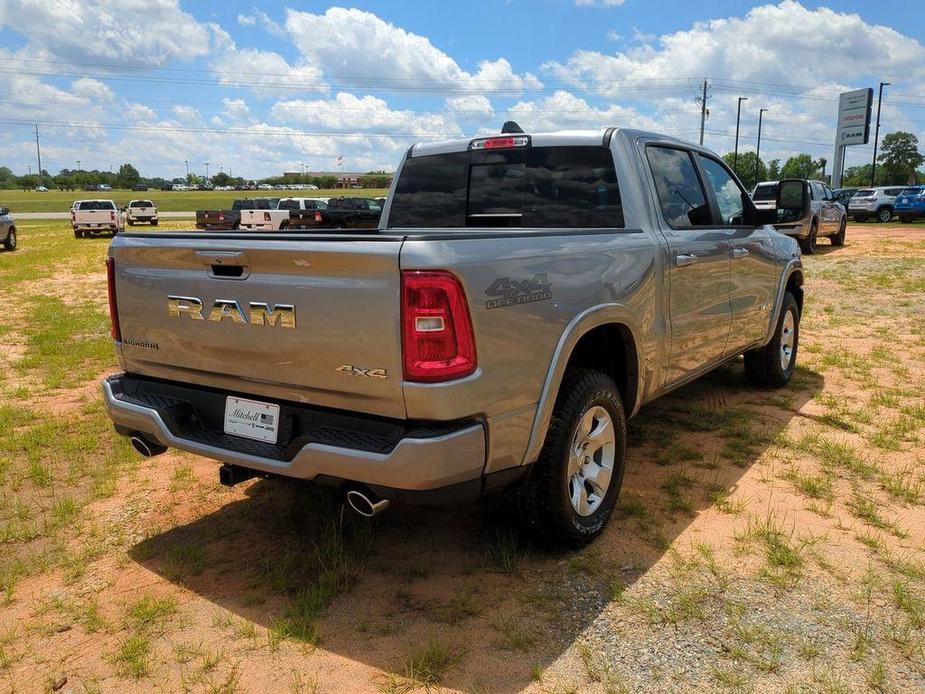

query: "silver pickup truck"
(101, 127), (804, 546)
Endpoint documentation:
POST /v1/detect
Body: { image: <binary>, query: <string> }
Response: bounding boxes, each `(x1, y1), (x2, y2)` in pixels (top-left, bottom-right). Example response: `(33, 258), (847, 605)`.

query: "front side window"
(646, 146), (710, 228)
(699, 156), (746, 225)
(388, 146), (623, 229)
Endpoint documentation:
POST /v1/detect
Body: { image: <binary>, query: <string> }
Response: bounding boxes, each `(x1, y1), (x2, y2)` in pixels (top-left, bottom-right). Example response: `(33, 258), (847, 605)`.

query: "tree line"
(0, 164), (393, 191)
(723, 131), (924, 190)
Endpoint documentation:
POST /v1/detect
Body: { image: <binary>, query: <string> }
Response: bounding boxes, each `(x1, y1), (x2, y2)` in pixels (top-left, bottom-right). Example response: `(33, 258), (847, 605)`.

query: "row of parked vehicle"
(749, 180), (925, 254)
(70, 199), (157, 237)
(194, 196), (385, 231)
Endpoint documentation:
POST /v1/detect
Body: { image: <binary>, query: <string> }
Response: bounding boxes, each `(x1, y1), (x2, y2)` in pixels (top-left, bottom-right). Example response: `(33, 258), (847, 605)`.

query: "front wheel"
(744, 291), (800, 388)
(877, 206), (893, 223)
(518, 369), (627, 546)
(831, 218), (846, 246)
(3, 228), (15, 251)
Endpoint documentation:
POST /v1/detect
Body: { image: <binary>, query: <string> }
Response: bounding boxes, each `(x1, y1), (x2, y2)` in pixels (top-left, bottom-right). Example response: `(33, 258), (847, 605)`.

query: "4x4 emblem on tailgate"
(167, 296), (296, 328)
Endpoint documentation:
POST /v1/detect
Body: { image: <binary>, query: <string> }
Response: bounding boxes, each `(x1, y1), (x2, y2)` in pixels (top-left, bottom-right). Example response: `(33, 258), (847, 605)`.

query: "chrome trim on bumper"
(102, 378), (486, 491)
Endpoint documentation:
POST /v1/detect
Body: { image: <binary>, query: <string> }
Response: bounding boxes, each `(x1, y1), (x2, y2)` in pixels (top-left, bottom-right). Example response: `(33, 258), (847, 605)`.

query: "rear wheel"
(877, 206), (893, 223)
(3, 227), (15, 251)
(73, 228), (82, 239)
(744, 291), (799, 388)
(799, 221), (817, 255)
(518, 369), (627, 546)
(831, 218), (846, 246)
(151, 220), (158, 226)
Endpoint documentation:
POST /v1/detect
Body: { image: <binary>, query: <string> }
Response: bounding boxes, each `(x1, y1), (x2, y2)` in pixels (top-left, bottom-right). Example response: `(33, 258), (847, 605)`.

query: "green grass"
(0, 188), (388, 214)
(112, 635), (153, 679)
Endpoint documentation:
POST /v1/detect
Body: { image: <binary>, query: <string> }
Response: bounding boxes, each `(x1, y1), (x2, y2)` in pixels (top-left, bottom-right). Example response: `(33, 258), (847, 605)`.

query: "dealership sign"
(836, 88), (873, 145)
(831, 87), (874, 188)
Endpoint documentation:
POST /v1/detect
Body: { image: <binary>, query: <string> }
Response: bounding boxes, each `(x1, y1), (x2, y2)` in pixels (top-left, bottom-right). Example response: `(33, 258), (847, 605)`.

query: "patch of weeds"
(661, 472), (695, 515)
(164, 543), (206, 580)
(710, 664), (750, 690)
(491, 613), (537, 652)
(814, 438), (878, 480)
(655, 443), (704, 467)
(736, 514), (804, 589)
(125, 594), (177, 631)
(848, 494), (906, 538)
(403, 637), (458, 688)
(481, 527), (527, 574)
(706, 485), (748, 515)
(892, 580), (925, 628)
(111, 635), (152, 679)
(430, 586), (480, 625)
(783, 468), (834, 501)
(879, 465), (923, 505)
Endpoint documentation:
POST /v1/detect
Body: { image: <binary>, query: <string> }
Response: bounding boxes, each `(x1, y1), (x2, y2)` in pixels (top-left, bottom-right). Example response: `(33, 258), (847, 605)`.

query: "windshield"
(752, 184), (777, 201)
(130, 200), (152, 207)
(855, 190), (875, 197)
(899, 188), (922, 195)
(389, 145), (624, 229)
(78, 201), (115, 211)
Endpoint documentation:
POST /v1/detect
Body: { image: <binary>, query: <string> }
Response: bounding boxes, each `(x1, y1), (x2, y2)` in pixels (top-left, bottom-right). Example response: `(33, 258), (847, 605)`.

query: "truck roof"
(410, 128), (694, 157)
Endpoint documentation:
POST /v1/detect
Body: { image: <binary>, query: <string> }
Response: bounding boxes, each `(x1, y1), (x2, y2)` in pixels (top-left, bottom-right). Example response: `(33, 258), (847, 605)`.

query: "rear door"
(111, 236), (407, 418)
(645, 145), (733, 384)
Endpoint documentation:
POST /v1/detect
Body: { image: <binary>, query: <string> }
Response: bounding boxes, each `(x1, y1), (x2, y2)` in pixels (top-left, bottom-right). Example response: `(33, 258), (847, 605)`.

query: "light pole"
(871, 81), (890, 186)
(755, 109), (768, 187)
(733, 97), (748, 173)
(184, 159), (189, 182)
(76, 160), (81, 172)
(204, 162), (210, 179)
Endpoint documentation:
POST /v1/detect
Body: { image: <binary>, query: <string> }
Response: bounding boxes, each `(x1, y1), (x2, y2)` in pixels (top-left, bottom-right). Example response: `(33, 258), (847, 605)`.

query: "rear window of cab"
(388, 145), (624, 229)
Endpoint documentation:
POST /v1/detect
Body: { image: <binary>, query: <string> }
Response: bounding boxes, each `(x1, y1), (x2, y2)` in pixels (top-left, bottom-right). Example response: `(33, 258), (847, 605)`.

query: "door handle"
(732, 248), (750, 259)
(675, 254), (699, 267)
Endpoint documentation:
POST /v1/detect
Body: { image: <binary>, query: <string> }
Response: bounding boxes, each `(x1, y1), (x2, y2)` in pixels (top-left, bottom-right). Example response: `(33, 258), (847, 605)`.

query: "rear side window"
(388, 146), (623, 229)
(885, 188), (904, 196)
(646, 146), (710, 228)
(278, 199), (301, 210)
(752, 184), (777, 201)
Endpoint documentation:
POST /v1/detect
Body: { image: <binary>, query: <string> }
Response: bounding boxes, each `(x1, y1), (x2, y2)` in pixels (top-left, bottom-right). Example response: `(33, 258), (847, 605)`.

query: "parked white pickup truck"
(71, 199), (124, 238)
(239, 197), (330, 231)
(125, 199), (158, 226)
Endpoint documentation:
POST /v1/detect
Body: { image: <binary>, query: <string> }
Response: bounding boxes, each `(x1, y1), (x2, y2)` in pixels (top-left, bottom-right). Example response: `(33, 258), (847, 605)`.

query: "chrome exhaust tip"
(345, 489), (390, 517)
(130, 434), (167, 458)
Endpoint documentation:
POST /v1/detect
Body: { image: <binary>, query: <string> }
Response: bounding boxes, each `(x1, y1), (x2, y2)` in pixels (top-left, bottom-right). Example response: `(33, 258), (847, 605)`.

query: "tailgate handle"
(195, 250), (250, 280)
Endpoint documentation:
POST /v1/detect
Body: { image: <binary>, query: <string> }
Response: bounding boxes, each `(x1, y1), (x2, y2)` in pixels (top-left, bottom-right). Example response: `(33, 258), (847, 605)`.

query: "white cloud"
(210, 43), (326, 94)
(70, 78), (113, 101)
(506, 90), (660, 133)
(0, 0), (211, 66)
(237, 9), (286, 37)
(606, 30), (623, 42)
(124, 102), (157, 121)
(446, 95), (495, 119)
(271, 92), (463, 138)
(171, 105), (201, 123)
(546, 1), (925, 95)
(284, 7), (541, 94)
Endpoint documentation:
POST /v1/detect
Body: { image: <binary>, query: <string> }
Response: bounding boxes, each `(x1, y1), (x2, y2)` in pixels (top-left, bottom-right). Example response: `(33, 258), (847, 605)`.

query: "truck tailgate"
(110, 234), (406, 418)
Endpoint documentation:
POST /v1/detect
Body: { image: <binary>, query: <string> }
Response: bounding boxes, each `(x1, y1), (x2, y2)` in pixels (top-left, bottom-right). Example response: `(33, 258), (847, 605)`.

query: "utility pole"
(76, 160), (81, 172)
(184, 159), (189, 181)
(204, 162), (210, 179)
(755, 109), (768, 186)
(733, 97), (748, 173)
(871, 81), (890, 186)
(698, 79), (709, 146)
(34, 125), (42, 176)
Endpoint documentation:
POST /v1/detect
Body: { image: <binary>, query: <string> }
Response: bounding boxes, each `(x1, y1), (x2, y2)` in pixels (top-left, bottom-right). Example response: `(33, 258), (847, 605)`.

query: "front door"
(697, 155), (780, 351)
(646, 145), (734, 384)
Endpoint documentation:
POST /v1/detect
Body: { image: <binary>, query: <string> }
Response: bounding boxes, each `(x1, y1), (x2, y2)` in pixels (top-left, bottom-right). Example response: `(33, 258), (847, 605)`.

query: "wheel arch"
(522, 305), (644, 465)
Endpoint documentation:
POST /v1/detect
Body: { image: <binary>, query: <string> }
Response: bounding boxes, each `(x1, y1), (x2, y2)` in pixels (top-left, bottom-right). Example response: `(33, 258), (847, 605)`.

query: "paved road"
(16, 211), (196, 220)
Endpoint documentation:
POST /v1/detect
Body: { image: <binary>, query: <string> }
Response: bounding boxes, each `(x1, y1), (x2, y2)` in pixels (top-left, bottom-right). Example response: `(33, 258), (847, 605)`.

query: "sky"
(0, 0), (924, 180)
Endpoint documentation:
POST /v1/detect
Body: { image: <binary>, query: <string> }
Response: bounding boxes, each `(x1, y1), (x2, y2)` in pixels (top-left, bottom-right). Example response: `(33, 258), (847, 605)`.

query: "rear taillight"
(470, 135), (529, 150)
(401, 271), (476, 382)
(314, 210), (322, 223)
(218, 210), (225, 221)
(110, 211), (115, 222)
(106, 256), (121, 341)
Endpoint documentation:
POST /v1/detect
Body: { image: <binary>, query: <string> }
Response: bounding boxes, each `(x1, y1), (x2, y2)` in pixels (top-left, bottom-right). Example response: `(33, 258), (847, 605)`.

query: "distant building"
(281, 171), (393, 188)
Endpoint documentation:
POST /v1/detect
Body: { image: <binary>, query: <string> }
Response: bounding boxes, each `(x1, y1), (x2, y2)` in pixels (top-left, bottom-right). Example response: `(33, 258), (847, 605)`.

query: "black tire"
(151, 220), (158, 226)
(876, 206), (893, 223)
(899, 216), (912, 224)
(853, 215), (867, 223)
(831, 218), (846, 246)
(128, 220), (135, 226)
(332, 223), (346, 230)
(798, 221), (817, 255)
(518, 369), (627, 546)
(73, 228), (82, 239)
(744, 291), (799, 388)
(3, 227), (15, 251)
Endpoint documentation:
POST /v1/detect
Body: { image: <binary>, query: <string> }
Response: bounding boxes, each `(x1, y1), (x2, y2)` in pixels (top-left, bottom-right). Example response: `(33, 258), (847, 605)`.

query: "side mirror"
(0, 208), (8, 216)
(774, 179), (809, 223)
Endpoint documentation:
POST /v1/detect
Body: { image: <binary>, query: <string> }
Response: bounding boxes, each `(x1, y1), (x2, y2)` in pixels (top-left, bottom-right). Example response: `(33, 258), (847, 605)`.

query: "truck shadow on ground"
(130, 361), (823, 691)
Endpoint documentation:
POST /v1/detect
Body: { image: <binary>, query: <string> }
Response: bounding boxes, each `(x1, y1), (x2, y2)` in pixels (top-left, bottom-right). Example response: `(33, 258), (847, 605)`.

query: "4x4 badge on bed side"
(485, 273), (552, 310)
